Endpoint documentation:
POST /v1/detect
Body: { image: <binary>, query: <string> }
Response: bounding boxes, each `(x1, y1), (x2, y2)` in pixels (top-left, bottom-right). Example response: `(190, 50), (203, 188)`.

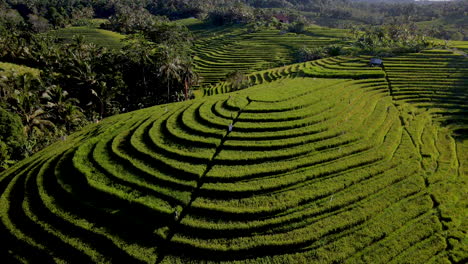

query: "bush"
(450, 32), (464, 41)
(297, 47), (325, 62)
(226, 70), (250, 91)
(288, 22), (306, 33)
(325, 45), (342, 56)
(0, 107), (26, 169)
(351, 24), (431, 55)
(296, 45), (343, 62)
(206, 4), (254, 26)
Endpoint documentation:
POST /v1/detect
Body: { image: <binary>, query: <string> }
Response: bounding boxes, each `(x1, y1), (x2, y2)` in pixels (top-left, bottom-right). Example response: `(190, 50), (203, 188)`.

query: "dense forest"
(2, 0), (467, 29)
(0, 0), (466, 169)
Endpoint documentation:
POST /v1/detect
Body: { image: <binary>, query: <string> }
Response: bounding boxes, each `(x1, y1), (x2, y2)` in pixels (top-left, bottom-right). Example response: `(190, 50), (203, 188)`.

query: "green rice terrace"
(1, 44), (467, 263)
(184, 19), (348, 87)
(51, 26), (126, 49)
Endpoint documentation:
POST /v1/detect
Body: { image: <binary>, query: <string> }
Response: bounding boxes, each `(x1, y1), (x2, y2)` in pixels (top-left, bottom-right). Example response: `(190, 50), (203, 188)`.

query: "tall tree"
(179, 60), (199, 100)
(159, 49), (182, 102)
(41, 85), (86, 131)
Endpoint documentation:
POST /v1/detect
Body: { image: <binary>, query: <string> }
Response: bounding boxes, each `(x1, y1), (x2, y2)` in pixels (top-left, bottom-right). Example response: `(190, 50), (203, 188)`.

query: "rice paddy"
(187, 20), (348, 87)
(51, 26), (126, 49)
(1, 48), (466, 263)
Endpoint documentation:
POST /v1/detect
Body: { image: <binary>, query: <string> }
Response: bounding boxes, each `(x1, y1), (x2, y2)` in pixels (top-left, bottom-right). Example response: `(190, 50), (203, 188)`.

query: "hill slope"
(185, 19), (348, 87)
(51, 26), (126, 49)
(0, 51), (466, 263)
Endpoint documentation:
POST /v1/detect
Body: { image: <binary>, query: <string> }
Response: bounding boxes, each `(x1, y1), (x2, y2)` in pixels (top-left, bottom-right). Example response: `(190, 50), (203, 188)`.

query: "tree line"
(1, 0), (466, 36)
(0, 1), (199, 170)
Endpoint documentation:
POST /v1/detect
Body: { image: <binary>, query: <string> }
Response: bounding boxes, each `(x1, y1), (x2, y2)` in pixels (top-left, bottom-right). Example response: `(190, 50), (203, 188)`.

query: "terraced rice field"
(1, 49), (466, 263)
(51, 26), (126, 49)
(450, 41), (468, 53)
(204, 54), (385, 95)
(188, 20), (347, 87)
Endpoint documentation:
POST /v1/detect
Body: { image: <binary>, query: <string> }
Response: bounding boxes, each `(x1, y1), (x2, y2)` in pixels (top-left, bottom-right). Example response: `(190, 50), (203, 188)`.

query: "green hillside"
(1, 49), (466, 263)
(185, 19), (349, 87)
(52, 26), (126, 49)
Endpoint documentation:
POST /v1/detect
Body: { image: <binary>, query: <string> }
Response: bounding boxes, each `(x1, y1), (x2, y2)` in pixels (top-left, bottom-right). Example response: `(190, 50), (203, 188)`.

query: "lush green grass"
(0, 48), (466, 263)
(51, 26), (126, 49)
(0, 62), (40, 76)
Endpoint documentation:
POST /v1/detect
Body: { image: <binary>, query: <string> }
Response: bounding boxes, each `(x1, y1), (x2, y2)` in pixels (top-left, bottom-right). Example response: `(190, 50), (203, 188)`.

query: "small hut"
(369, 58), (383, 67)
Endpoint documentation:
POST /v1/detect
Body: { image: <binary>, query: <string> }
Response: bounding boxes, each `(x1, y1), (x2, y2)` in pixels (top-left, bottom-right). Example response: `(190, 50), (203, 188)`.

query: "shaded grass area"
(0, 62), (41, 76)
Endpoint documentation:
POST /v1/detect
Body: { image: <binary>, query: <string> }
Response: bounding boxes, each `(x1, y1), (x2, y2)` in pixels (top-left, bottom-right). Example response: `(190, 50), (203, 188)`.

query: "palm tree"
(0, 72), (16, 101)
(159, 52), (182, 102)
(23, 108), (55, 139)
(4, 73), (56, 150)
(179, 60), (199, 100)
(42, 85), (85, 131)
(8, 73), (40, 117)
(123, 34), (155, 86)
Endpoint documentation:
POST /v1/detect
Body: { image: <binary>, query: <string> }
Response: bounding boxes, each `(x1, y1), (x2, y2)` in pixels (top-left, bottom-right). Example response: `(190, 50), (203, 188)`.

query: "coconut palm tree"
(8, 73), (40, 117)
(4, 73), (56, 150)
(23, 108), (55, 139)
(159, 51), (182, 102)
(179, 60), (199, 100)
(42, 85), (86, 131)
